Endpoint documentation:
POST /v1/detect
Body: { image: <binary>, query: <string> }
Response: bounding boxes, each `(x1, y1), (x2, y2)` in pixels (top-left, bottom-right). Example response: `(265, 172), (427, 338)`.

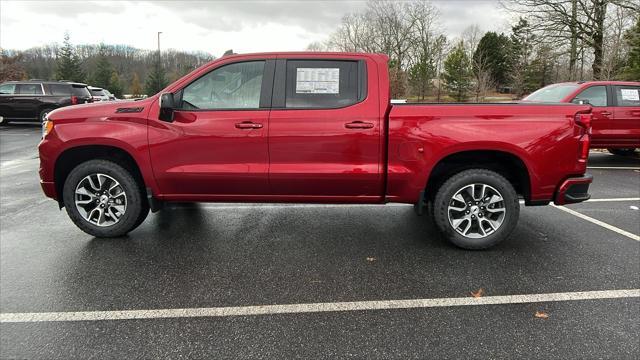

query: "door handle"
(345, 121), (374, 129)
(235, 121), (263, 129)
(600, 111), (612, 116)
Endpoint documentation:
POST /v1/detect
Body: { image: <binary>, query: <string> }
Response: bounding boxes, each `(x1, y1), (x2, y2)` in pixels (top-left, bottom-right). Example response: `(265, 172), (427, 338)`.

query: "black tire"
(433, 169), (520, 250)
(39, 108), (54, 125)
(607, 148), (637, 156)
(63, 159), (148, 237)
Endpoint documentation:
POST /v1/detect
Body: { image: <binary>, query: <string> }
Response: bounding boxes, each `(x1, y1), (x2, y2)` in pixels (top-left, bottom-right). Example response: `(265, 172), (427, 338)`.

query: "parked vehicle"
(523, 81), (640, 155)
(88, 86), (110, 102)
(0, 80), (92, 124)
(103, 89), (117, 101)
(38, 52), (593, 249)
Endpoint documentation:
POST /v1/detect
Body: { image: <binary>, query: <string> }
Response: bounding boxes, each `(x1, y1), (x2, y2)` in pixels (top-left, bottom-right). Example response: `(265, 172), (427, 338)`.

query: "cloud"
(0, 0), (511, 56)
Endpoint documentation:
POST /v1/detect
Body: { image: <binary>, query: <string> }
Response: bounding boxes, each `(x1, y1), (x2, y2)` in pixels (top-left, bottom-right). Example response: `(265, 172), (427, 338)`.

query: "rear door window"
(571, 86), (608, 107)
(48, 84), (72, 96)
(284, 60), (361, 109)
(0, 83), (16, 94)
(16, 83), (43, 95)
(614, 86), (640, 107)
(71, 85), (91, 97)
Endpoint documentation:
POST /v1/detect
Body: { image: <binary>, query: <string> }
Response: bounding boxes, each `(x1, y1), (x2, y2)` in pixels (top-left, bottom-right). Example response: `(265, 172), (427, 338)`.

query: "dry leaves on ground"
(366, 257), (377, 263)
(534, 311), (550, 319)
(470, 288), (484, 298)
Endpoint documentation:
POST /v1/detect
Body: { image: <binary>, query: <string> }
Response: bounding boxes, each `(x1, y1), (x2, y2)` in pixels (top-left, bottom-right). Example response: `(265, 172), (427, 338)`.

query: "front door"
(148, 60), (274, 198)
(267, 58), (383, 200)
(571, 85), (613, 147)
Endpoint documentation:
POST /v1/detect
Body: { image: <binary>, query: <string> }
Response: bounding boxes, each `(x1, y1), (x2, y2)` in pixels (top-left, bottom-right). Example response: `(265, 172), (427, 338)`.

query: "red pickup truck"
(38, 52), (593, 249)
(523, 81), (640, 156)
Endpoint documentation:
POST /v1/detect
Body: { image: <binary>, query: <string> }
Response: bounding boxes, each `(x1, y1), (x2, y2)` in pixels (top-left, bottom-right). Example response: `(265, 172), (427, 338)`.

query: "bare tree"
(502, 0), (638, 79)
(472, 53), (495, 102)
(601, 5), (634, 78)
(461, 24), (483, 59)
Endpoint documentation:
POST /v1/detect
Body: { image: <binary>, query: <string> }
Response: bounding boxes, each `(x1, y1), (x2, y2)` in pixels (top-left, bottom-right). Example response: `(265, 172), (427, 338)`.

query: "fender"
(44, 119), (161, 197)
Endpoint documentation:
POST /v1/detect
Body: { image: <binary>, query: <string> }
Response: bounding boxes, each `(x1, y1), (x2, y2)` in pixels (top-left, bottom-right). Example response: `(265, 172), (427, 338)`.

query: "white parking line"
(1, 289), (637, 323)
(552, 205), (640, 241)
(586, 198), (640, 202)
(587, 166), (640, 170)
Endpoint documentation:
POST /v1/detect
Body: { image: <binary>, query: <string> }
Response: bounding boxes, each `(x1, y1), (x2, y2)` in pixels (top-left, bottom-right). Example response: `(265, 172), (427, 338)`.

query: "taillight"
(575, 113), (592, 134)
(575, 112), (592, 162)
(71, 95), (78, 105)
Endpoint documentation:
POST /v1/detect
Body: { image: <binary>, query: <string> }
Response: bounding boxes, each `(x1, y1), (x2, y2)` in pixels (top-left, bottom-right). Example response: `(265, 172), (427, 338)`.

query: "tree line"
(1, 0), (638, 100)
(0, 33), (213, 97)
(308, 0), (639, 101)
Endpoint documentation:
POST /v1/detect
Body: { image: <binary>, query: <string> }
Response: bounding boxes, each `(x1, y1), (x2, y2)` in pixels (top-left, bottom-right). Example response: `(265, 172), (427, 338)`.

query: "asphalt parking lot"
(1, 123), (638, 359)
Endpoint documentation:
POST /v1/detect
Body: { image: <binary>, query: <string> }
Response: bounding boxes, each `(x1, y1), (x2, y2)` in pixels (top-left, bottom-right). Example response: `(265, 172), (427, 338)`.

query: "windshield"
(523, 84), (580, 102)
(90, 89), (106, 96)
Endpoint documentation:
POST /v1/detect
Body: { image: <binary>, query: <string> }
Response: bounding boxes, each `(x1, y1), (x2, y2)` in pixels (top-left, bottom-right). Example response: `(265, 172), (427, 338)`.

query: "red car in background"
(523, 81), (640, 156)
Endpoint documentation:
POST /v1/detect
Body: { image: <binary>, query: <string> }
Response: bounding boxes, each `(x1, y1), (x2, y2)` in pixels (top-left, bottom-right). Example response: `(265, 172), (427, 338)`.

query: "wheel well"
(54, 145), (145, 205)
(425, 150), (531, 202)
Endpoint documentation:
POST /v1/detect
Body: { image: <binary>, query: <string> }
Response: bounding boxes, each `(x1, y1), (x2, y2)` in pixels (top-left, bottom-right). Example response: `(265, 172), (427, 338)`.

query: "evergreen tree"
(510, 18), (536, 96)
(474, 32), (513, 90)
(89, 45), (114, 89)
(408, 53), (435, 101)
(109, 72), (123, 97)
(130, 73), (143, 96)
(442, 41), (472, 102)
(55, 33), (85, 82)
(144, 53), (168, 96)
(525, 45), (555, 89)
(621, 18), (640, 81)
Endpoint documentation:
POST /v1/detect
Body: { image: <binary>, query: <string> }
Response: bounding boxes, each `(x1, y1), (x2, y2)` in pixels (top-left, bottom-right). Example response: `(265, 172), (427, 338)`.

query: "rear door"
(13, 83), (46, 119)
(267, 57), (383, 200)
(0, 83), (17, 119)
(611, 85), (640, 148)
(571, 85), (612, 147)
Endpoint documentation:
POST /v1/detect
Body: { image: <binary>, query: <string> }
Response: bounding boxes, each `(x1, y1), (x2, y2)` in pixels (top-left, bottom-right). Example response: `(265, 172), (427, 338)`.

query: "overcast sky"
(0, 0), (511, 57)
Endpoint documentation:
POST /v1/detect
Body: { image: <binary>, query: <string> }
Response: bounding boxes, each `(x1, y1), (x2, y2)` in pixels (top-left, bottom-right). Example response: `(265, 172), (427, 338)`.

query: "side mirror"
(159, 93), (175, 122)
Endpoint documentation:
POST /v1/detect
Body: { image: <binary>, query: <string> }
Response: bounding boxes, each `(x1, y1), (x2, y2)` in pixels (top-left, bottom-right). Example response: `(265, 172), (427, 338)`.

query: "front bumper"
(40, 180), (57, 199)
(554, 174), (593, 205)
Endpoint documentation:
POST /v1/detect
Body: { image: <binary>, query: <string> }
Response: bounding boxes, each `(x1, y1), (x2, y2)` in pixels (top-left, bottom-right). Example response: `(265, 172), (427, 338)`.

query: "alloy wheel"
(74, 173), (127, 227)
(447, 183), (506, 239)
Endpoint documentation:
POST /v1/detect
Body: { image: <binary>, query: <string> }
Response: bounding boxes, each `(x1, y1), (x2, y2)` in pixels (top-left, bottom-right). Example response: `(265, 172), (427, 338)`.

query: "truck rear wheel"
(433, 169), (519, 250)
(62, 159), (148, 238)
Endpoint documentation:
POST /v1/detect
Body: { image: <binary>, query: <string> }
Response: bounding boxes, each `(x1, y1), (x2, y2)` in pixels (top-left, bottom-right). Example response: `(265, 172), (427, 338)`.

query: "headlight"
(42, 118), (54, 138)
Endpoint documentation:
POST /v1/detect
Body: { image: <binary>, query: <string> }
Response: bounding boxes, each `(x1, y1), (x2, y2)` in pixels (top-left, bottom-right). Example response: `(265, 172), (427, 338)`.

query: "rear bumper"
(554, 174), (593, 205)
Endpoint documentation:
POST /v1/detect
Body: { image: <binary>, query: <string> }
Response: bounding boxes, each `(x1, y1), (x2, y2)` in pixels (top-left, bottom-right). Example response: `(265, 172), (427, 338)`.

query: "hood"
(48, 97), (157, 122)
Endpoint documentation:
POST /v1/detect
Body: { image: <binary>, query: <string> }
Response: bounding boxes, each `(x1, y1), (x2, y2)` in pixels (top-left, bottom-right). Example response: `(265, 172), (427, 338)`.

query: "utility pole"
(157, 31), (162, 92)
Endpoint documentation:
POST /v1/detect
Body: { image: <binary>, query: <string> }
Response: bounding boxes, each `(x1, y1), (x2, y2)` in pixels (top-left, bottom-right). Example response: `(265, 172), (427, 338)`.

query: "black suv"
(0, 80), (93, 125)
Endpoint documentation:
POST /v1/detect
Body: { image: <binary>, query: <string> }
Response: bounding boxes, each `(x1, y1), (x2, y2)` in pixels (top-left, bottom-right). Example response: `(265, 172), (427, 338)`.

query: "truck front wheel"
(62, 159), (148, 238)
(433, 169), (519, 250)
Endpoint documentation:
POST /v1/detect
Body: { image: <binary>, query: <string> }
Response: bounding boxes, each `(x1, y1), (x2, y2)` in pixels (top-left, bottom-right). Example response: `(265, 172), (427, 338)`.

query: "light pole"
(157, 32), (162, 92)
(158, 31), (162, 58)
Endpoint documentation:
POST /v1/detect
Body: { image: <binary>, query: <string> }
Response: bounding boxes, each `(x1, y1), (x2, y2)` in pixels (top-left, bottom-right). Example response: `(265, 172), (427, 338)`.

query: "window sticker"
(620, 89), (639, 101)
(296, 68), (339, 94)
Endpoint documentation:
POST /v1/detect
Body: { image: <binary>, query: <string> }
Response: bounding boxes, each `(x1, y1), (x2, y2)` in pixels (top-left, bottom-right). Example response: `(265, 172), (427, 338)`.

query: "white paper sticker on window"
(296, 68), (339, 94)
(620, 89), (639, 101)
